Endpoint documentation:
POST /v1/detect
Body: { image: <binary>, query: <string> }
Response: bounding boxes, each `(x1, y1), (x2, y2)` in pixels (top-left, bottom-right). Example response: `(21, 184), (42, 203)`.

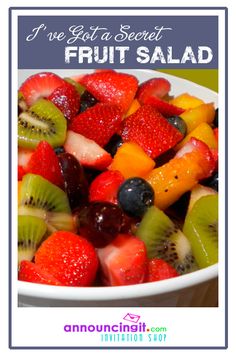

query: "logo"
(123, 313), (140, 323)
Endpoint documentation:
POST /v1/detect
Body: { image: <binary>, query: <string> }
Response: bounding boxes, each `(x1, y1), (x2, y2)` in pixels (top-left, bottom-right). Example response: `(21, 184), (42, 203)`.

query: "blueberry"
(118, 177), (155, 217)
(201, 172), (218, 192)
(54, 146), (65, 155)
(104, 134), (123, 157)
(213, 108), (218, 128)
(167, 116), (187, 137)
(80, 90), (98, 113)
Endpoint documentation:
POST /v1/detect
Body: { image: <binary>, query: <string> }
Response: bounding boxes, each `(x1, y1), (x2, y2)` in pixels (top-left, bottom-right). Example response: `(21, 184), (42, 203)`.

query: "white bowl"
(17, 69), (218, 307)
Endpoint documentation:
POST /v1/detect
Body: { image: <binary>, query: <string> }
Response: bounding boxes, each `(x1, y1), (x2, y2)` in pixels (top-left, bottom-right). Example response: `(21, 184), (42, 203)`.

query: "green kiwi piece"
(64, 77), (85, 95)
(18, 215), (47, 264)
(18, 98), (67, 149)
(183, 194), (218, 268)
(18, 173), (74, 233)
(136, 206), (198, 274)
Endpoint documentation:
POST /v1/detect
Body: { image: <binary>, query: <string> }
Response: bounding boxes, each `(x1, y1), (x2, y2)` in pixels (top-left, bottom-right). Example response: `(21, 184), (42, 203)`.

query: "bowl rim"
(17, 69), (218, 302)
(18, 264), (218, 301)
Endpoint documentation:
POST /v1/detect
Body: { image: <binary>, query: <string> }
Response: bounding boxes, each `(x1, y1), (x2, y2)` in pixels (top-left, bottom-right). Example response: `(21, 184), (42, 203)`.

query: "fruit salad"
(17, 69), (218, 287)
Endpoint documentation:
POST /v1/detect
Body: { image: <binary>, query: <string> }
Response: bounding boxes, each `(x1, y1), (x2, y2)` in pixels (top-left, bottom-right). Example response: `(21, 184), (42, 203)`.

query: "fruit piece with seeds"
(18, 260), (63, 286)
(144, 96), (184, 118)
(19, 72), (65, 106)
(183, 194), (218, 268)
(64, 130), (112, 170)
(69, 103), (122, 147)
(136, 206), (198, 274)
(18, 215), (47, 264)
(121, 105), (183, 158)
(18, 173), (75, 233)
(26, 141), (64, 187)
(89, 170), (124, 205)
(48, 82), (80, 121)
(97, 234), (147, 286)
(137, 78), (171, 104)
(80, 71), (138, 113)
(147, 258), (179, 282)
(35, 231), (98, 286)
(18, 99), (67, 149)
(187, 184), (217, 213)
(64, 77), (85, 96)
(146, 138), (215, 210)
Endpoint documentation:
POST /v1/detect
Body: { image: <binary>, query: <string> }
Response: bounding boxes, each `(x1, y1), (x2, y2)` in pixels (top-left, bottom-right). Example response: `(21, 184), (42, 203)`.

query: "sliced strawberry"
(137, 78), (171, 104)
(80, 71), (138, 113)
(145, 96), (184, 117)
(89, 170), (124, 204)
(48, 82), (80, 121)
(69, 103), (122, 147)
(26, 141), (64, 187)
(147, 258), (179, 282)
(18, 260), (62, 286)
(19, 72), (65, 106)
(18, 147), (34, 169)
(64, 130), (112, 170)
(35, 231), (98, 287)
(175, 137), (215, 178)
(18, 165), (26, 180)
(97, 234), (147, 286)
(121, 105), (183, 159)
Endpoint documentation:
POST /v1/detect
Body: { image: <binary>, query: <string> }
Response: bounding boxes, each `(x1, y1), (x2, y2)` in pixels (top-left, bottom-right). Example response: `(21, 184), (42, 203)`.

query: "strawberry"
(18, 147), (34, 169)
(64, 130), (112, 170)
(144, 96), (184, 117)
(80, 71), (138, 113)
(48, 82), (80, 121)
(147, 258), (179, 282)
(175, 137), (215, 178)
(213, 127), (219, 143)
(19, 72), (65, 106)
(121, 105), (183, 159)
(18, 165), (26, 180)
(89, 170), (124, 204)
(97, 234), (147, 286)
(69, 103), (122, 147)
(26, 141), (64, 187)
(18, 260), (62, 286)
(137, 78), (171, 104)
(35, 231), (98, 287)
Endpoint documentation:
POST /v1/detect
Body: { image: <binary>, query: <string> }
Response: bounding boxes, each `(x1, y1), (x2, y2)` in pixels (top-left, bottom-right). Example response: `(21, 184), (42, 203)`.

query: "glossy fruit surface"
(78, 202), (126, 248)
(35, 231), (98, 286)
(118, 177), (154, 217)
(58, 152), (88, 209)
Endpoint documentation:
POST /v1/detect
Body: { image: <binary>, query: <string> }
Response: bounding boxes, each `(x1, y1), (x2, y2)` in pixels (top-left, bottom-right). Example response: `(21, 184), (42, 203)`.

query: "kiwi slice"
(18, 91), (28, 114)
(18, 98), (67, 149)
(183, 194), (218, 268)
(64, 77), (85, 95)
(18, 215), (47, 264)
(18, 173), (75, 233)
(136, 206), (198, 274)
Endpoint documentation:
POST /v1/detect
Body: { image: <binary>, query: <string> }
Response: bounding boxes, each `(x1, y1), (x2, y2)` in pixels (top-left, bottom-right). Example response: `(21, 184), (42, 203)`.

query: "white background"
(1, 0), (235, 357)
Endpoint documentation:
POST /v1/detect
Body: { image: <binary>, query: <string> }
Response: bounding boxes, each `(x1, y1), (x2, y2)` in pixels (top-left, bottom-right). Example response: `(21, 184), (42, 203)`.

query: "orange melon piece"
(109, 142), (155, 179)
(180, 103), (215, 133)
(125, 99), (141, 117)
(175, 122), (218, 151)
(170, 93), (204, 110)
(146, 151), (204, 210)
